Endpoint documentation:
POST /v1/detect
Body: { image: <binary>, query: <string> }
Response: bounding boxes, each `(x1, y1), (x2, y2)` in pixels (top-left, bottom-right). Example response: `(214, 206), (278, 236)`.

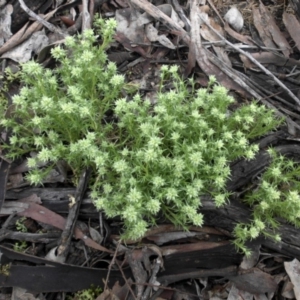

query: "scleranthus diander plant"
(1, 18), (122, 179)
(97, 68), (283, 240)
(234, 149), (300, 255)
(2, 17), (298, 252)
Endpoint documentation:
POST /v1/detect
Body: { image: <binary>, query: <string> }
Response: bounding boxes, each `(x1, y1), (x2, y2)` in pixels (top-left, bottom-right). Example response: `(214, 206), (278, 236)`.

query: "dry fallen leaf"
(145, 23), (175, 49)
(281, 279), (295, 299)
(227, 283), (253, 300)
(228, 268), (277, 294)
(1, 30), (49, 63)
(0, 9), (57, 56)
(253, 1), (292, 57)
(284, 259), (300, 300)
(283, 12), (300, 52)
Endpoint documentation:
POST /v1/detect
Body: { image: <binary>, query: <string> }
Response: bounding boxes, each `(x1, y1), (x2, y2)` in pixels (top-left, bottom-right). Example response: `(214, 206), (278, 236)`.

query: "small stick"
(82, 0), (91, 31)
(104, 240), (121, 291)
(206, 0), (225, 25)
(141, 257), (161, 300)
(57, 168), (90, 262)
(171, 0), (191, 32)
(115, 259), (137, 300)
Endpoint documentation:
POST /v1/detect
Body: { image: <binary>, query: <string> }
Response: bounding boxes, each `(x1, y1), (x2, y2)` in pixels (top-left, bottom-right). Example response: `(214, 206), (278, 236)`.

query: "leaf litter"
(1, 0), (300, 299)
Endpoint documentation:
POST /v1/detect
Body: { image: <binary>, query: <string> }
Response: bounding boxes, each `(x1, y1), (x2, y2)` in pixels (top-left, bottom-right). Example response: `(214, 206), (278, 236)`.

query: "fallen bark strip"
(57, 168), (90, 261)
(0, 245), (129, 292)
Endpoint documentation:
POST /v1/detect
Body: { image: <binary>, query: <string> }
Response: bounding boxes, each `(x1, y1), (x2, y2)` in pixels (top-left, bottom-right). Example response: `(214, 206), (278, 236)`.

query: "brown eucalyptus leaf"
(228, 268), (277, 294)
(284, 259), (300, 300)
(283, 12), (300, 52)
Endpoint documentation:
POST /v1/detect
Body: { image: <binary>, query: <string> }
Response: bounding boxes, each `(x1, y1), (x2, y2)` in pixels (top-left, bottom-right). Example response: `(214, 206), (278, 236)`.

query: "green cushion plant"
(234, 149), (300, 255)
(1, 17), (299, 254)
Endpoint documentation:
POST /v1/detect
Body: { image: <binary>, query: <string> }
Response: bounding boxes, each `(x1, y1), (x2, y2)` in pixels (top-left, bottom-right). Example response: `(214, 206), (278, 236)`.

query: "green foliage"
(15, 217), (27, 232)
(1, 18), (290, 251)
(0, 264), (11, 276)
(0, 67), (20, 118)
(1, 18), (121, 179)
(13, 217), (28, 252)
(90, 68), (282, 240)
(13, 241), (27, 252)
(73, 285), (102, 300)
(233, 149), (300, 255)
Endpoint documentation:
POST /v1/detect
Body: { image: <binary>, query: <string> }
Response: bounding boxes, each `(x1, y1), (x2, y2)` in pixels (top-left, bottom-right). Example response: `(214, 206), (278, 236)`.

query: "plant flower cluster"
(2, 19), (295, 250)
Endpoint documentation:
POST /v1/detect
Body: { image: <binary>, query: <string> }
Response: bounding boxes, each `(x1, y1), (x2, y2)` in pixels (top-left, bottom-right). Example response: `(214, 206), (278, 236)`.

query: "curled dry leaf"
(240, 245), (260, 270)
(145, 23), (176, 49)
(281, 279), (295, 299)
(89, 226), (103, 245)
(115, 8), (151, 52)
(227, 284), (253, 300)
(224, 6), (244, 32)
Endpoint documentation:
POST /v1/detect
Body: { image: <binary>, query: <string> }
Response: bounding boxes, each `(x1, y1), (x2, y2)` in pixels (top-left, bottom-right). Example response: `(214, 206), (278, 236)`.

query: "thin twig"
(104, 240), (121, 291)
(82, 0), (91, 31)
(115, 259), (137, 300)
(225, 45), (290, 52)
(141, 257), (161, 300)
(206, 0), (225, 25)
